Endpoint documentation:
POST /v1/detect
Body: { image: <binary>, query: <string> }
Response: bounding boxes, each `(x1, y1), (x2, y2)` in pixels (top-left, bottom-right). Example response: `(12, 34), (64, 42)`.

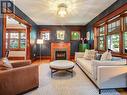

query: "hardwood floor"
(32, 59), (127, 95)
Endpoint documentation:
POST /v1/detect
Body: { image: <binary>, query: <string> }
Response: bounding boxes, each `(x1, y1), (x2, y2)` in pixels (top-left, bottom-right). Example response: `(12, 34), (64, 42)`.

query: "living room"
(0, 0), (127, 95)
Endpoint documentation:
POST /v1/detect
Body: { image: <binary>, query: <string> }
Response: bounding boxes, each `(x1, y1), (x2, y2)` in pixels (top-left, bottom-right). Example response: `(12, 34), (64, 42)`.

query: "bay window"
(94, 10), (127, 57)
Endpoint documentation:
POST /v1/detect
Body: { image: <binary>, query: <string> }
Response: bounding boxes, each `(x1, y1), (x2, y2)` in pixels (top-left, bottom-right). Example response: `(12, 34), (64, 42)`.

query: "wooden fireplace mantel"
(51, 42), (70, 61)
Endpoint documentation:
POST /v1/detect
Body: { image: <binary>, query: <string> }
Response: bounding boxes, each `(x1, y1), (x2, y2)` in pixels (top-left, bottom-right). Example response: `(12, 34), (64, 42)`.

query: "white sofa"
(75, 52), (127, 94)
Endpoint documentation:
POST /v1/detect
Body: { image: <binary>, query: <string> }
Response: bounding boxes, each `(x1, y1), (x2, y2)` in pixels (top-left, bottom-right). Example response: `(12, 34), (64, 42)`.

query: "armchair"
(0, 60), (39, 95)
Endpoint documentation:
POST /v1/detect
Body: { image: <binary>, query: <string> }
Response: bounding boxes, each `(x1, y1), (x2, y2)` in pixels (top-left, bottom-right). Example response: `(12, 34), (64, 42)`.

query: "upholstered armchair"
(0, 60), (39, 95)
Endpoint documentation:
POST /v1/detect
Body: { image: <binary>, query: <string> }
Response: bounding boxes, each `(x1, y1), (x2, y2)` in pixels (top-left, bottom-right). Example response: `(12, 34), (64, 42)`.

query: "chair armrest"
(10, 60), (31, 68)
(97, 65), (127, 88)
(75, 52), (84, 61)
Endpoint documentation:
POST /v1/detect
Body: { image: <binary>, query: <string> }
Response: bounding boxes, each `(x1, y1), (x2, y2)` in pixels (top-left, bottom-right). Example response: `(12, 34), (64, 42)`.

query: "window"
(108, 20), (120, 33)
(107, 34), (119, 52)
(123, 16), (127, 53)
(97, 26), (105, 50)
(107, 20), (120, 52)
(6, 32), (26, 50)
(71, 31), (80, 40)
(40, 32), (50, 40)
(123, 32), (127, 53)
(10, 33), (19, 48)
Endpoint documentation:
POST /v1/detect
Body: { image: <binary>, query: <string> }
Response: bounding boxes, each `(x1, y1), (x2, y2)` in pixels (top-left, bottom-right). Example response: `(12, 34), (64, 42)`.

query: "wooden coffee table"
(49, 60), (75, 77)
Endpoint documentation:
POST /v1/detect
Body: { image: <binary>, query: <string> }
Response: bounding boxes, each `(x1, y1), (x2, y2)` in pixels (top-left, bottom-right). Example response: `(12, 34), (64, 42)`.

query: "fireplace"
(51, 42), (70, 60)
(55, 50), (66, 60)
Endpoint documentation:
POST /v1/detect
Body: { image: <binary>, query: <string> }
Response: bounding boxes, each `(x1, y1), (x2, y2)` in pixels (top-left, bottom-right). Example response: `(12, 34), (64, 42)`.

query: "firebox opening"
(55, 51), (66, 60)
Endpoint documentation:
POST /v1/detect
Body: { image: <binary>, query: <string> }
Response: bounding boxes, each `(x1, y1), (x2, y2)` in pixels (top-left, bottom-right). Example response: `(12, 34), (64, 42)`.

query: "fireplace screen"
(55, 51), (66, 60)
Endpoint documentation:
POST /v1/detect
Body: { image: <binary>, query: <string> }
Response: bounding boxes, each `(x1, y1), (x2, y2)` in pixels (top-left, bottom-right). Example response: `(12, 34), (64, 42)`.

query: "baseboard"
(32, 56), (75, 62)
(8, 57), (25, 60)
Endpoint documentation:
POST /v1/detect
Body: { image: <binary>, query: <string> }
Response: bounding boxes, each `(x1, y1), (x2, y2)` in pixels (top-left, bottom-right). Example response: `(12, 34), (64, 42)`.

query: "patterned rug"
(24, 64), (120, 95)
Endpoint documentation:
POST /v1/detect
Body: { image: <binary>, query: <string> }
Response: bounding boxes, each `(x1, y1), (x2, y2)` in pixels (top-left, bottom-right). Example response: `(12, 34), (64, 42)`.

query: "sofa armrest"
(97, 65), (127, 88)
(75, 52), (84, 61)
(0, 64), (39, 95)
(10, 60), (31, 68)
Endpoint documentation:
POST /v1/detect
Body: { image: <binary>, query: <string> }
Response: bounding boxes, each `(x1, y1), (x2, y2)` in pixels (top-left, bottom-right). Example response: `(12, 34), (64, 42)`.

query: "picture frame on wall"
(71, 31), (80, 40)
(40, 30), (50, 40)
(56, 30), (65, 40)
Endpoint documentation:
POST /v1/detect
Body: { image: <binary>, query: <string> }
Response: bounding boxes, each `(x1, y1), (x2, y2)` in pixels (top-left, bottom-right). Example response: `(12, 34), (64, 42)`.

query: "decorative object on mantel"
(37, 39), (43, 61)
(80, 37), (88, 44)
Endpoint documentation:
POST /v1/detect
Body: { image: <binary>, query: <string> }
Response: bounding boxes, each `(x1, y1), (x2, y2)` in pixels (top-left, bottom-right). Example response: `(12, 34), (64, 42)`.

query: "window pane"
(107, 34), (119, 52)
(112, 22), (115, 27)
(10, 39), (18, 48)
(108, 24), (111, 32)
(116, 20), (120, 26)
(20, 33), (26, 48)
(6, 39), (8, 49)
(99, 26), (104, 36)
(10, 33), (19, 39)
(21, 33), (26, 39)
(108, 20), (120, 33)
(123, 32), (127, 53)
(6, 33), (8, 39)
(98, 37), (104, 50)
(20, 39), (26, 48)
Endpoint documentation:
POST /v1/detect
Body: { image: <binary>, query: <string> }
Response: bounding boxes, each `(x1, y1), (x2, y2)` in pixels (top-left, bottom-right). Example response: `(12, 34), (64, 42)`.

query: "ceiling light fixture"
(57, 3), (68, 17)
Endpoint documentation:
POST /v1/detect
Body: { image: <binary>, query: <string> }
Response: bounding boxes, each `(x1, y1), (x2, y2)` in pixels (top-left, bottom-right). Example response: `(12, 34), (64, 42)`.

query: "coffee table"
(49, 60), (75, 77)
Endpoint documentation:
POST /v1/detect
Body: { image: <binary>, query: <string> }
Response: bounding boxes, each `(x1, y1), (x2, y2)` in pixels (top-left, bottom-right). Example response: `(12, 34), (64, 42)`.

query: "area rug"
(24, 64), (120, 95)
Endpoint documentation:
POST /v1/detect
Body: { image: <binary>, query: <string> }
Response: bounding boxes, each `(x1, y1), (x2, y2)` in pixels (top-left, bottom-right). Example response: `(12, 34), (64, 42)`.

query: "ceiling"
(14, 0), (117, 25)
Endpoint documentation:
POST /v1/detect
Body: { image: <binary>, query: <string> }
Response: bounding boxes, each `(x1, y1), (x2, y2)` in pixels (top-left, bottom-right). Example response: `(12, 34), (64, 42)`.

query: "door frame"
(2, 14), (32, 60)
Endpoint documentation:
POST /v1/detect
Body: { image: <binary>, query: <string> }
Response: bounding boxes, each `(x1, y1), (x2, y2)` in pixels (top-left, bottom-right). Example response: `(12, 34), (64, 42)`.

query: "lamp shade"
(37, 39), (43, 44)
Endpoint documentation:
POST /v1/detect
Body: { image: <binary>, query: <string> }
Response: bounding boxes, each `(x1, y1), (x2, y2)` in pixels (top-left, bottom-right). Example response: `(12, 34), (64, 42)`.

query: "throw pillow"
(1, 57), (13, 69)
(95, 53), (102, 60)
(0, 60), (11, 70)
(83, 50), (96, 60)
(100, 51), (112, 61)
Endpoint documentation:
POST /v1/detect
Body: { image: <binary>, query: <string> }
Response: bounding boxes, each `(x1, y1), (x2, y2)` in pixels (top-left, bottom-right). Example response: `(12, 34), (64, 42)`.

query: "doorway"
(3, 14), (31, 60)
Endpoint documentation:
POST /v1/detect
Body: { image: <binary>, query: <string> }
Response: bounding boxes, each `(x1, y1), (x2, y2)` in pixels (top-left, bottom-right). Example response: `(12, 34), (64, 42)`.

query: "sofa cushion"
(77, 58), (93, 75)
(83, 50), (96, 60)
(92, 59), (126, 80)
(101, 51), (112, 61)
